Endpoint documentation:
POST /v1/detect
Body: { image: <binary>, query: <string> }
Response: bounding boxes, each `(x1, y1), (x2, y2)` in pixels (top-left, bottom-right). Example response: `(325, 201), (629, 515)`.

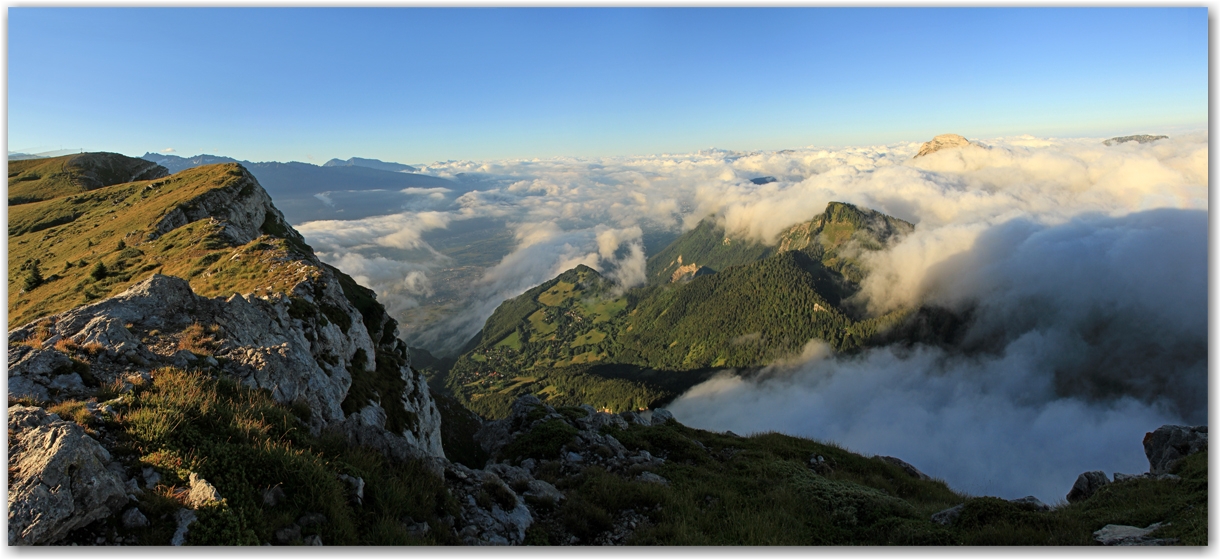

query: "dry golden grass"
(53, 337), (78, 354)
(15, 322), (51, 349)
(176, 323), (219, 355)
(47, 400), (93, 427)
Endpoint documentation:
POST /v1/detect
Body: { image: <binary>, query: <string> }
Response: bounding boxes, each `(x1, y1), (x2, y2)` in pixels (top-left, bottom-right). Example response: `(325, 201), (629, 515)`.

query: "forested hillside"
(444, 202), (922, 419)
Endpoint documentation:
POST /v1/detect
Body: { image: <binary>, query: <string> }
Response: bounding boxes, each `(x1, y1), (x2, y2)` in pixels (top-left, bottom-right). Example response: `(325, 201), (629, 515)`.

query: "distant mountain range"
(140, 153), (456, 223)
(323, 156), (417, 173)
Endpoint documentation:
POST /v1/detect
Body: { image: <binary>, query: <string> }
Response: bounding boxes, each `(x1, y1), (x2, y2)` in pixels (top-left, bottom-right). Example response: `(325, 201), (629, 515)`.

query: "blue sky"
(7, 8), (1207, 164)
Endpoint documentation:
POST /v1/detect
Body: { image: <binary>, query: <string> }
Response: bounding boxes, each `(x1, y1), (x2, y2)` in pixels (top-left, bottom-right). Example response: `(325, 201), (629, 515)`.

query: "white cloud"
(160, 147), (176, 153)
(298, 132), (1207, 501)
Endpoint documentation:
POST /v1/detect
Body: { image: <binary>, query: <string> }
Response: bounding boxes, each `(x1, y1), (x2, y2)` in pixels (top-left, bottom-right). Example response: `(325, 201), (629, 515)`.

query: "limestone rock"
(8, 272), (444, 460)
(1143, 425), (1207, 475)
(186, 472), (222, 509)
(1093, 522), (1176, 546)
(171, 509), (197, 546)
(8, 405), (128, 545)
(636, 472), (670, 486)
(1009, 496), (1051, 512)
(931, 504), (964, 526)
(878, 456), (932, 481)
(523, 480), (564, 505)
(121, 508), (150, 529)
(650, 409), (674, 426)
(443, 462), (533, 545)
(338, 474), (365, 506)
(7, 347), (88, 402)
(914, 134), (977, 158)
(1066, 470), (1109, 503)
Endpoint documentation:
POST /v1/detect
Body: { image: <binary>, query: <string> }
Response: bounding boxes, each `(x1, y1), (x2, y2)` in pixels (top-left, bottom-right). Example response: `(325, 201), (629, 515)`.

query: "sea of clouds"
(298, 132), (1208, 503)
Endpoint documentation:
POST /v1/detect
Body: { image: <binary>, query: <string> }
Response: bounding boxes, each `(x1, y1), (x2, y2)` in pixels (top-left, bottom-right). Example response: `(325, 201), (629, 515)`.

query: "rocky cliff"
(7, 158), (444, 544)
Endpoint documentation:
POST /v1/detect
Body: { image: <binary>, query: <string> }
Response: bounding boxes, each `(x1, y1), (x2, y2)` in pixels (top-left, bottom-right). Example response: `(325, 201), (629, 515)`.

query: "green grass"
(9, 158), (321, 328)
(495, 330), (522, 350)
(109, 367), (459, 545)
(527, 310), (557, 337)
(570, 330), (607, 347)
(581, 298), (628, 324)
(517, 418), (1207, 546)
(537, 281), (576, 307)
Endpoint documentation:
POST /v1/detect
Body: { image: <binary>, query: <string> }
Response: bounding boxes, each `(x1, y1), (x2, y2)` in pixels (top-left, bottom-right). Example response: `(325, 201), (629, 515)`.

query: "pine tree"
(22, 262), (43, 292)
(90, 261), (108, 281)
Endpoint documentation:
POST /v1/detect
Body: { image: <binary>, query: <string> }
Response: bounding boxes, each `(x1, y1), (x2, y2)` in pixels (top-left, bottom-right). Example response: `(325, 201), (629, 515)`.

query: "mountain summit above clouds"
(913, 134), (982, 158)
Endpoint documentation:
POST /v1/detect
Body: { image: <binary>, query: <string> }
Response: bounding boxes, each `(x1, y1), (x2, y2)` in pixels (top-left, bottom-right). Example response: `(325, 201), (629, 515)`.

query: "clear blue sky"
(7, 8), (1208, 163)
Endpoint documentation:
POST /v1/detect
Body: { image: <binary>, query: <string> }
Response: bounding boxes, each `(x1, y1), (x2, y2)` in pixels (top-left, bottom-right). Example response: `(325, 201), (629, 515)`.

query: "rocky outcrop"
(1066, 470), (1109, 503)
(1103, 135), (1168, 146)
(1143, 425), (1206, 475)
(445, 462), (534, 545)
(446, 395), (676, 544)
(8, 347), (90, 402)
(9, 269), (442, 457)
(149, 164), (294, 245)
(1093, 522), (1177, 546)
(671, 264), (715, 283)
(8, 406), (129, 545)
(8, 161), (445, 459)
(914, 134), (981, 158)
(878, 456), (931, 481)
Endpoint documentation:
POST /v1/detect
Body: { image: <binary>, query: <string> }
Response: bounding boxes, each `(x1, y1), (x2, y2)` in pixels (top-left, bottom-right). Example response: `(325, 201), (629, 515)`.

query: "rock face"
(1103, 134), (1168, 146)
(8, 273), (441, 458)
(6, 162), (452, 544)
(7, 165), (445, 459)
(914, 134), (977, 158)
(148, 164), (278, 244)
(1093, 522), (1176, 546)
(452, 395), (675, 545)
(1144, 425), (1207, 475)
(1066, 470), (1109, 503)
(8, 406), (129, 545)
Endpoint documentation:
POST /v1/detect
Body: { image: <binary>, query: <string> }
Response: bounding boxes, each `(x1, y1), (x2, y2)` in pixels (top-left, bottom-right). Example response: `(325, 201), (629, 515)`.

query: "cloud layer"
(668, 207), (1206, 503)
(296, 131), (1208, 501)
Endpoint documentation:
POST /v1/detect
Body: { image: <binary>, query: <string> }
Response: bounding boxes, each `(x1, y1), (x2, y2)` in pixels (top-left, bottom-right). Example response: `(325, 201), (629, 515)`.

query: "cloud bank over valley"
(296, 132), (1207, 502)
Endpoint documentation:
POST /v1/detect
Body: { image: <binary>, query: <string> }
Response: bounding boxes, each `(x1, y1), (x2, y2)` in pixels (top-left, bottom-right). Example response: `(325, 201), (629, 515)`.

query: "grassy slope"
(8, 159), (317, 328)
(520, 418), (1207, 546)
(8, 153), (166, 205)
(9, 154), (462, 545)
(35, 369), (459, 545)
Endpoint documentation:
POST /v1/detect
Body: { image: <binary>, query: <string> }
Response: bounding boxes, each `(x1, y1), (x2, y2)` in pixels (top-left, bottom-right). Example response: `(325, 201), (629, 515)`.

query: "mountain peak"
(322, 156), (417, 173)
(8, 152), (168, 206)
(914, 134), (977, 158)
(1103, 134), (1168, 146)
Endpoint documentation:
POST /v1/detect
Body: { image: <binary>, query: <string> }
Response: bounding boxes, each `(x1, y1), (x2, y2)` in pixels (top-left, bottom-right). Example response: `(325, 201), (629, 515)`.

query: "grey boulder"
(1066, 470), (1109, 503)
(8, 406), (128, 545)
(1144, 425), (1207, 475)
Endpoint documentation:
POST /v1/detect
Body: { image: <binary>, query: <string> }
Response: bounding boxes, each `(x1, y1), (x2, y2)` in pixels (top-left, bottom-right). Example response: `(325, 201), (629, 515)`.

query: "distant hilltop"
(1104, 135), (1168, 146)
(323, 156), (417, 173)
(913, 134), (985, 158)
